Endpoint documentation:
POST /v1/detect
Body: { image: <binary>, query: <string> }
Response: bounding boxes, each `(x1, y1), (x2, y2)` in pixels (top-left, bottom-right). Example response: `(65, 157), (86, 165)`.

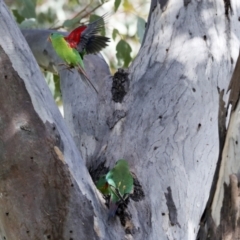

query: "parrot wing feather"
(76, 14), (110, 54)
(77, 35), (110, 54)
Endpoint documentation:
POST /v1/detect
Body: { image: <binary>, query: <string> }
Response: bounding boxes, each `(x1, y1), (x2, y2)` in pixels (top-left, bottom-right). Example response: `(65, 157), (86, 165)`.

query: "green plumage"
(96, 159), (133, 217)
(106, 159), (133, 199)
(49, 33), (98, 93)
(50, 33), (84, 68)
(96, 175), (110, 195)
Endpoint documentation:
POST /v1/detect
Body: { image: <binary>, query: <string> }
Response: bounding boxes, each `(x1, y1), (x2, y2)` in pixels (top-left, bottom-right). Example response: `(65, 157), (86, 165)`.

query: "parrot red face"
(64, 26), (87, 48)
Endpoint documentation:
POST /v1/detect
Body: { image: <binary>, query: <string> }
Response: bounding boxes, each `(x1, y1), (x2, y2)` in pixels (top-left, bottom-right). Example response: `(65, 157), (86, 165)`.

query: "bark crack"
(228, 50), (240, 112)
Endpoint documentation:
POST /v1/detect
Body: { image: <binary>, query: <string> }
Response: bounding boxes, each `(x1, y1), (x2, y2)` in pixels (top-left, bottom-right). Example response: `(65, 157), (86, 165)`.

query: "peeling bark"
(228, 51), (240, 111)
(198, 51), (240, 239)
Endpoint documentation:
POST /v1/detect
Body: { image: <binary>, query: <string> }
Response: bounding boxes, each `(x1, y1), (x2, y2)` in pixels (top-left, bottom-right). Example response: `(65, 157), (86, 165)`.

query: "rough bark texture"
(58, 0), (240, 239)
(2, 0), (240, 240)
(197, 52), (240, 240)
(0, 1), (115, 239)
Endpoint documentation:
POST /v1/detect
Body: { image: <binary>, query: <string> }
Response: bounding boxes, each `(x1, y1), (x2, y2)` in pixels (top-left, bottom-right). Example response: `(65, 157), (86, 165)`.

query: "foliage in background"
(7, 0), (149, 103)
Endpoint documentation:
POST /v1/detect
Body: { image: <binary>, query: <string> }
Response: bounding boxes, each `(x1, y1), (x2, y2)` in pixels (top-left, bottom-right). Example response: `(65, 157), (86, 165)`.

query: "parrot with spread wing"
(49, 15), (110, 93)
(96, 159), (133, 218)
(64, 14), (110, 58)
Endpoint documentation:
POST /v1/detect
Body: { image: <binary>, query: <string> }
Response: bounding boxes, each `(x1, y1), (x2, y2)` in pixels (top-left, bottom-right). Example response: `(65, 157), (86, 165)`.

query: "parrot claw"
(58, 63), (74, 73)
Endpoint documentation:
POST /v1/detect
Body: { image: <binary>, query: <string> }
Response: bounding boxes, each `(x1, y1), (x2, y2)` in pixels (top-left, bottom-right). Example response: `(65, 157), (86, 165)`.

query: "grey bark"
(0, 1), (115, 240)
(2, 0), (240, 240)
(197, 53), (240, 239)
(55, 0), (239, 239)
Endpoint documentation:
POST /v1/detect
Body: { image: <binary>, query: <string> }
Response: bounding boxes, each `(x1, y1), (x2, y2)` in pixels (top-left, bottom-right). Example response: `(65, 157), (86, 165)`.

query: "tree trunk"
(197, 53), (240, 239)
(0, 1), (113, 240)
(1, 0), (240, 239)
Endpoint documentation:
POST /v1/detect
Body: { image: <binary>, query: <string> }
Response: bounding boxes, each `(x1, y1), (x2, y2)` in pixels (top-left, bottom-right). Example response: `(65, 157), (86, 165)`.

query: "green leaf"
(19, 18), (38, 29)
(123, 0), (134, 11)
(53, 74), (62, 104)
(45, 72), (55, 97)
(89, 14), (101, 23)
(112, 28), (119, 41)
(18, 0), (37, 18)
(116, 39), (132, 68)
(63, 18), (80, 28)
(114, 0), (121, 12)
(137, 17), (146, 44)
(12, 9), (25, 23)
(37, 8), (57, 25)
(89, 14), (106, 36)
(44, 72), (61, 105)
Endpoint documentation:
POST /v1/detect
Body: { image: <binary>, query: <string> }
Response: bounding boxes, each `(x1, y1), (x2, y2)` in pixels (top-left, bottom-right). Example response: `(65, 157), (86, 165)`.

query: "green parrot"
(49, 15), (110, 93)
(106, 159), (134, 218)
(49, 33), (98, 93)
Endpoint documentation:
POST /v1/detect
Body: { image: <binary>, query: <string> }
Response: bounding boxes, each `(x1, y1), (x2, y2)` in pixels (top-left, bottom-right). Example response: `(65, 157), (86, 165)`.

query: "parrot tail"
(77, 65), (98, 94)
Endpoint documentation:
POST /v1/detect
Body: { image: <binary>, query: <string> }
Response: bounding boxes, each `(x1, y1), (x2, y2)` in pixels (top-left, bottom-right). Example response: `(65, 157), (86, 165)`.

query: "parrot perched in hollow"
(96, 159), (134, 218)
(48, 15), (110, 93)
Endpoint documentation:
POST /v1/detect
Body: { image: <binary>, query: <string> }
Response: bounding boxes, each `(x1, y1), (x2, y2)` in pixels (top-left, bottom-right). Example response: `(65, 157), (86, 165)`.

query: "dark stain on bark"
(217, 177), (239, 236)
(117, 204), (136, 235)
(89, 160), (109, 184)
(151, 0), (158, 12)
(130, 172), (145, 202)
(184, 0), (191, 7)
(198, 175), (240, 239)
(0, 46), (95, 239)
(107, 110), (126, 129)
(141, 0), (156, 45)
(197, 89), (227, 239)
(117, 171), (145, 231)
(45, 122), (64, 152)
(228, 50), (240, 111)
(223, 0), (232, 19)
(111, 68), (129, 103)
(197, 214), (216, 240)
(197, 123), (202, 131)
(164, 187), (181, 227)
(159, 0), (169, 10)
(218, 89), (227, 150)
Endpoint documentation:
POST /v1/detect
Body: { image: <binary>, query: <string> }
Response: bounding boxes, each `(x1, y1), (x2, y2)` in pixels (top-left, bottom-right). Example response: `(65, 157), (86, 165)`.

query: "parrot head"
(96, 175), (110, 195)
(48, 33), (54, 42)
(48, 33), (62, 42)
